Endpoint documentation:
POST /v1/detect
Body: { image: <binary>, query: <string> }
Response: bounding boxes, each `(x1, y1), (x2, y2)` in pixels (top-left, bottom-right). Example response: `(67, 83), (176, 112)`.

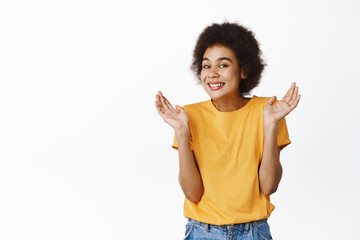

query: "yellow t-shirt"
(172, 96), (291, 225)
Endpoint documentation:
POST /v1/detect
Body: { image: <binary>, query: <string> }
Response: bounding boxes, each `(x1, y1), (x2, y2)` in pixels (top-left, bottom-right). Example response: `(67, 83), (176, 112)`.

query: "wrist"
(175, 127), (190, 138)
(263, 117), (279, 127)
(263, 119), (278, 134)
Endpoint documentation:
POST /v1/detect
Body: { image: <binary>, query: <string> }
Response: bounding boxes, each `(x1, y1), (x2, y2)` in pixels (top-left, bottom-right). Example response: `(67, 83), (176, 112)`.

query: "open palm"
(263, 83), (301, 123)
(155, 91), (189, 131)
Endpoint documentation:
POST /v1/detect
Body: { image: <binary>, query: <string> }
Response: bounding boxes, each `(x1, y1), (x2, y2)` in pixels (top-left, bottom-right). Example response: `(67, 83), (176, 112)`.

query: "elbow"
(261, 188), (277, 196)
(185, 187), (204, 203)
(179, 175), (204, 203)
(259, 164), (283, 196)
(260, 184), (279, 196)
(186, 196), (201, 203)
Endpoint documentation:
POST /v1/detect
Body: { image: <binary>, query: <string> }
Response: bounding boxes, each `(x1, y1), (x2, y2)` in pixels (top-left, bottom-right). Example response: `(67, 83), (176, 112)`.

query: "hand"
(263, 83), (301, 123)
(155, 91), (189, 131)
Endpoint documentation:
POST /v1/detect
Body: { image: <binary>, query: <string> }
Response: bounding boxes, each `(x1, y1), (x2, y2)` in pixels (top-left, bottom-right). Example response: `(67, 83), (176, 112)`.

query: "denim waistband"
(187, 218), (267, 230)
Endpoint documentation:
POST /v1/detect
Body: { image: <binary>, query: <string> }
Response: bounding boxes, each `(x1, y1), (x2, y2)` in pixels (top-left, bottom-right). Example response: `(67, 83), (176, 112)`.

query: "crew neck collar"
(207, 95), (257, 116)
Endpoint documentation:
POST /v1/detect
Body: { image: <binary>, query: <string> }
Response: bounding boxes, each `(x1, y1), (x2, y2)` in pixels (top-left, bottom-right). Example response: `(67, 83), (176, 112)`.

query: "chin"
(207, 93), (223, 100)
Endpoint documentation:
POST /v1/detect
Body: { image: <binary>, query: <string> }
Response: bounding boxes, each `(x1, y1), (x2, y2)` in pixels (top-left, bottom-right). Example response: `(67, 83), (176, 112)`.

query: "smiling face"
(200, 45), (246, 101)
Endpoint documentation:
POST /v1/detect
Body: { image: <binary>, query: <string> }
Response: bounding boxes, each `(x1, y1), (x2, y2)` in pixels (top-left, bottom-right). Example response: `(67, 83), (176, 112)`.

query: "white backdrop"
(1, 0), (359, 239)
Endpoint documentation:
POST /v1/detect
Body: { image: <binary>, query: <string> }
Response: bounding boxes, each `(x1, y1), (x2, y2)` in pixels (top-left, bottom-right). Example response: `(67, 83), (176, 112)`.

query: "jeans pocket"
(184, 222), (194, 240)
(253, 219), (273, 240)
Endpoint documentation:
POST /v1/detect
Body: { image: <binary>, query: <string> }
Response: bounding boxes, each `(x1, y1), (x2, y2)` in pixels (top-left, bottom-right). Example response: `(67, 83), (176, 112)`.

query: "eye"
(202, 65), (210, 69)
(219, 64), (228, 68)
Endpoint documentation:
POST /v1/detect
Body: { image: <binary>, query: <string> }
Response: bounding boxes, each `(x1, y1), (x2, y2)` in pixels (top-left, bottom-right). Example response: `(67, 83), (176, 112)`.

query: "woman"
(155, 22), (300, 240)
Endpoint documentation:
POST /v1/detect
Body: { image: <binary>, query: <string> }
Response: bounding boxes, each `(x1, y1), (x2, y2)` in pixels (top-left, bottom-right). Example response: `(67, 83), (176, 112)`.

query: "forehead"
(203, 45), (236, 61)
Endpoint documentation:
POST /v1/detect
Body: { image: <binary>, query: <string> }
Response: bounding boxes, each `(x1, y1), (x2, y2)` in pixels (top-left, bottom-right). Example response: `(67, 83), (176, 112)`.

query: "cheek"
(200, 74), (207, 84)
(227, 70), (241, 84)
(202, 80), (208, 89)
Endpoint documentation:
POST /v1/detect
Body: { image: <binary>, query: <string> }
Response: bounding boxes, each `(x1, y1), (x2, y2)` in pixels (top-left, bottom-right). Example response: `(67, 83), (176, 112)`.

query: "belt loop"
(244, 222), (249, 233)
(204, 223), (210, 232)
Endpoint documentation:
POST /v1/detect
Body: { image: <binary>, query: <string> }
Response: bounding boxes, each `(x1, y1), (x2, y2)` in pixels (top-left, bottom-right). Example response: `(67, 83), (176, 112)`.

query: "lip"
(208, 81), (224, 84)
(207, 82), (225, 91)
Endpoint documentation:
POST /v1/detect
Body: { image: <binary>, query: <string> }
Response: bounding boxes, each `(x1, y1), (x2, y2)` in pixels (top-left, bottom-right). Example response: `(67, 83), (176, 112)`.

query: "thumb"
(267, 96), (277, 105)
(175, 105), (184, 112)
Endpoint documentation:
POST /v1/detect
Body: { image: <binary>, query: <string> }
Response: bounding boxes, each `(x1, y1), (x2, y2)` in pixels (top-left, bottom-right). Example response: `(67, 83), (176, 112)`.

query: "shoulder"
(182, 100), (210, 112)
(250, 95), (271, 108)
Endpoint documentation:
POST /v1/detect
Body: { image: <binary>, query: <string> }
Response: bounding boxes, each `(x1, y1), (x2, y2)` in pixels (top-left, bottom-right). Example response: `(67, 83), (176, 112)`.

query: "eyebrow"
(202, 57), (233, 63)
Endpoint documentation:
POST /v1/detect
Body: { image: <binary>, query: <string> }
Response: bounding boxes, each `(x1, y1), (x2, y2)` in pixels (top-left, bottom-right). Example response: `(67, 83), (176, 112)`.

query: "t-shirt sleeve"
(277, 117), (291, 150)
(171, 132), (194, 150)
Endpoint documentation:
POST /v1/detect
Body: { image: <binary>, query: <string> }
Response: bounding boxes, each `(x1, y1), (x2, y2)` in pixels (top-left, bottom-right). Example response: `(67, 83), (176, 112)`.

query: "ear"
(241, 67), (247, 79)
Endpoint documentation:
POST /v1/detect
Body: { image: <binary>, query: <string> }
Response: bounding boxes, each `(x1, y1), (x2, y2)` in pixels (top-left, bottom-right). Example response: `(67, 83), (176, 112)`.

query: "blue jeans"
(184, 218), (273, 240)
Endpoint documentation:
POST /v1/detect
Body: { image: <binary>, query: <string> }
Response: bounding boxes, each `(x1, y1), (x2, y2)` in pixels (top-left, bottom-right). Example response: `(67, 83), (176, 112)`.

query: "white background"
(1, 0), (359, 239)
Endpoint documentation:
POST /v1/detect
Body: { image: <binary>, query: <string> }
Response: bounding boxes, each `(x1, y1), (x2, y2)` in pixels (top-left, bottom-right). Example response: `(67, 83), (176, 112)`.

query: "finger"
(267, 96), (277, 105)
(155, 94), (165, 113)
(289, 86), (299, 108)
(155, 101), (165, 116)
(155, 98), (167, 115)
(161, 94), (179, 116)
(284, 83), (296, 102)
(158, 91), (172, 112)
(175, 105), (185, 113)
(281, 83), (295, 102)
(294, 94), (301, 108)
(162, 94), (178, 114)
(155, 94), (170, 117)
(288, 94), (300, 111)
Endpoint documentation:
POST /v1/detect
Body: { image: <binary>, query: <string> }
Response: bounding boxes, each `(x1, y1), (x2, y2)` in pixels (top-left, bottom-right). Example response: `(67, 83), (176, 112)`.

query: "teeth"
(209, 83), (225, 87)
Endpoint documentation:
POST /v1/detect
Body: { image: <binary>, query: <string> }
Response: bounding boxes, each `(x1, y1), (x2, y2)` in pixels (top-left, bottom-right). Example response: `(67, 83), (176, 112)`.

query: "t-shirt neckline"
(207, 95), (257, 116)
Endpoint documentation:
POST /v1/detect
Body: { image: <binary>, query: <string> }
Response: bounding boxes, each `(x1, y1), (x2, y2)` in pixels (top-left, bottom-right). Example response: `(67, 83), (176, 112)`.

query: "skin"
(201, 44), (249, 112)
(155, 92), (203, 202)
(155, 44), (301, 202)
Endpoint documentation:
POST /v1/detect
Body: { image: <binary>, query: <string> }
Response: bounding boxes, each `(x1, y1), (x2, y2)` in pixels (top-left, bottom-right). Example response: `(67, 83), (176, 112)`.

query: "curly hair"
(191, 22), (266, 96)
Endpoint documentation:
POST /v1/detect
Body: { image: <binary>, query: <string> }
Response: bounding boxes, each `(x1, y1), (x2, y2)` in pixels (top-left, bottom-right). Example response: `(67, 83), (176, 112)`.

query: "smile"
(208, 82), (225, 91)
(209, 83), (225, 87)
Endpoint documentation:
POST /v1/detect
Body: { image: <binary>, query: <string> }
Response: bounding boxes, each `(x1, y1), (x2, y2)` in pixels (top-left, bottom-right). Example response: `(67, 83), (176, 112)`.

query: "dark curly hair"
(191, 22), (266, 96)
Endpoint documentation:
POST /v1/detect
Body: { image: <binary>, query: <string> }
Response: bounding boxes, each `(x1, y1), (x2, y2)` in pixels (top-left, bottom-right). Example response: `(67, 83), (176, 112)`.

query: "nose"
(207, 69), (219, 79)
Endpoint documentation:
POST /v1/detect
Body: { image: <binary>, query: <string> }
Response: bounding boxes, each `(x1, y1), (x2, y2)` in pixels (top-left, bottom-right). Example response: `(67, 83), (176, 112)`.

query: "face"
(200, 45), (245, 100)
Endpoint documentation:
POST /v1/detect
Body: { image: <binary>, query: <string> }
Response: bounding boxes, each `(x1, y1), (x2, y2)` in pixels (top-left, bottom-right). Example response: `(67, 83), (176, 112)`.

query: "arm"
(259, 83), (301, 195)
(259, 121), (282, 196)
(176, 129), (204, 203)
(155, 91), (204, 203)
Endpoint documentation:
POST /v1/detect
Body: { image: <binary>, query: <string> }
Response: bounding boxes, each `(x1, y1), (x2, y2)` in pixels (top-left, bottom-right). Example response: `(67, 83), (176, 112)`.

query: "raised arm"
(155, 91), (204, 203)
(259, 83), (300, 195)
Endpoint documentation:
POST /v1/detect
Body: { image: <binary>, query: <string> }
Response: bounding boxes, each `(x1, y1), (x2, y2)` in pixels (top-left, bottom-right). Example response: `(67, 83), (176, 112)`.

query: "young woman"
(155, 22), (300, 240)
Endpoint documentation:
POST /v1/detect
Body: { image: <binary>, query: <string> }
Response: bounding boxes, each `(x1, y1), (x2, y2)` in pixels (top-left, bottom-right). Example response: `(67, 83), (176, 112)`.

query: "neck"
(211, 94), (250, 112)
